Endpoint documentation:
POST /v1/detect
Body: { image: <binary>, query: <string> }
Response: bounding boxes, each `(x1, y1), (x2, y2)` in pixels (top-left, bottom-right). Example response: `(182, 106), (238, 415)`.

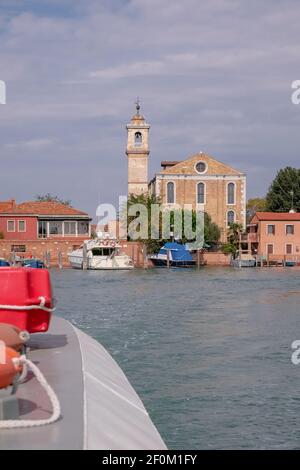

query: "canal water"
(51, 267), (300, 449)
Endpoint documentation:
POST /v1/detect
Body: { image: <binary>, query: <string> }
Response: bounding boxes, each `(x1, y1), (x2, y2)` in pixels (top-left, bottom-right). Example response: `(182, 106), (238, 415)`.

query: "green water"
(51, 267), (300, 449)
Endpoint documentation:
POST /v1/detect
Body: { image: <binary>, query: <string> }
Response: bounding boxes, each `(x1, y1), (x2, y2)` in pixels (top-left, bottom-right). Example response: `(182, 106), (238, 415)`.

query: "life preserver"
(0, 324), (30, 352)
(0, 346), (22, 389)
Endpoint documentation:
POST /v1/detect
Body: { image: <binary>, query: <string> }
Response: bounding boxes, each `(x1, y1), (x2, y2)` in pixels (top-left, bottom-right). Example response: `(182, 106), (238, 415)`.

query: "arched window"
(197, 182), (205, 204)
(227, 210), (235, 226)
(134, 132), (142, 146)
(167, 182), (175, 204)
(227, 182), (235, 205)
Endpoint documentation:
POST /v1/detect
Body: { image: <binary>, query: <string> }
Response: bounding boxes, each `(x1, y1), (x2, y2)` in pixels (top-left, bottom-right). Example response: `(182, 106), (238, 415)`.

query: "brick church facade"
(126, 105), (246, 242)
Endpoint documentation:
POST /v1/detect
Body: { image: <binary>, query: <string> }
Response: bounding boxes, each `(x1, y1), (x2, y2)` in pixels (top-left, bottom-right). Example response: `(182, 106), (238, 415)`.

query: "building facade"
(126, 102), (150, 196)
(126, 107), (246, 242)
(0, 199), (91, 264)
(248, 212), (300, 259)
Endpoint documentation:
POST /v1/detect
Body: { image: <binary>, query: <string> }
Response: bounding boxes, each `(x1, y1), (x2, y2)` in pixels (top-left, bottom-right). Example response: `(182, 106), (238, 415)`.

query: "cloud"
(1, 0), (300, 215)
(5, 138), (55, 149)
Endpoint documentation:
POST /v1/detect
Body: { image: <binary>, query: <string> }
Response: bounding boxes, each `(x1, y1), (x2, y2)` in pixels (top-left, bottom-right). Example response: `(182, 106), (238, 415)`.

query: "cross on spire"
(135, 96), (141, 115)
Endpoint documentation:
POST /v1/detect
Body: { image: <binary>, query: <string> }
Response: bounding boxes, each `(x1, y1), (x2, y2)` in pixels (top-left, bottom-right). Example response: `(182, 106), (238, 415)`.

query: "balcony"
(240, 232), (259, 243)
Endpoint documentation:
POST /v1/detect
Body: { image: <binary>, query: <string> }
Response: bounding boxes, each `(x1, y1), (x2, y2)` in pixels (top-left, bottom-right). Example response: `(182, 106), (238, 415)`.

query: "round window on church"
(195, 161), (207, 174)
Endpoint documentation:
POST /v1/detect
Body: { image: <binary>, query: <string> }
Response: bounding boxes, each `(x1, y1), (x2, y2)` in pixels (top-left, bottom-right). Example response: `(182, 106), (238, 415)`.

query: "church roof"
(159, 152), (245, 176)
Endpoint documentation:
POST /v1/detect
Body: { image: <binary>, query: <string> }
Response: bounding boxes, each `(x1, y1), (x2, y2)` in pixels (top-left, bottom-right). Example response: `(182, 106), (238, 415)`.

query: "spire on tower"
(135, 96), (141, 115)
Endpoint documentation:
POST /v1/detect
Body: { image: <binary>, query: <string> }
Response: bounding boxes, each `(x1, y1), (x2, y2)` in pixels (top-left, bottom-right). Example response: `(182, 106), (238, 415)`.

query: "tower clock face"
(195, 161), (207, 174)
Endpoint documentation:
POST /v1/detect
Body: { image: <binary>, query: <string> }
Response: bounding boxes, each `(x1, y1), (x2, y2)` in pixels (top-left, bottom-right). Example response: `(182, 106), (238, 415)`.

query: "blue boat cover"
(0, 259), (10, 267)
(159, 242), (193, 261)
(23, 259), (45, 268)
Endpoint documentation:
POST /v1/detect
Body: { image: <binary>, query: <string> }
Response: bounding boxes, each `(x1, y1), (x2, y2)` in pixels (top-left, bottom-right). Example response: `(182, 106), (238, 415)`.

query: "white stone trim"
(194, 161), (208, 175)
(18, 220), (26, 232)
(166, 180), (176, 204)
(227, 181), (236, 206)
(195, 181), (206, 205)
(158, 174), (244, 181)
(227, 209), (236, 226)
(7, 220), (15, 232)
(266, 243), (274, 255)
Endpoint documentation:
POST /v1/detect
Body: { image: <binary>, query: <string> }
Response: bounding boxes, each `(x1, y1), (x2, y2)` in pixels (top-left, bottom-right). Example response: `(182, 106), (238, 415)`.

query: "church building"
(126, 104), (246, 242)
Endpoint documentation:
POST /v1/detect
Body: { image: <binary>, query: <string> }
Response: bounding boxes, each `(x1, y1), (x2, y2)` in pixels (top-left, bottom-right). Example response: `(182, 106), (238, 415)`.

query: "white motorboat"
(68, 238), (134, 270)
(231, 251), (256, 268)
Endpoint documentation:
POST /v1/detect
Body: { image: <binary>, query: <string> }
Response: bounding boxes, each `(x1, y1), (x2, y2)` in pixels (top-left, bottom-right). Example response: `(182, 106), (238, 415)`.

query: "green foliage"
(223, 223), (244, 256)
(124, 194), (221, 253)
(221, 242), (236, 255)
(36, 193), (72, 207)
(246, 197), (267, 222)
(204, 212), (221, 245)
(227, 222), (244, 245)
(266, 167), (300, 212)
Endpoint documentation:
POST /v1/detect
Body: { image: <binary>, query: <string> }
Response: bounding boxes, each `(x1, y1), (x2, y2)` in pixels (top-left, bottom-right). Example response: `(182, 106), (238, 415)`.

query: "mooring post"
(143, 244), (148, 269)
(82, 242), (88, 270)
(167, 249), (170, 269)
(58, 251), (63, 269)
(47, 251), (51, 268)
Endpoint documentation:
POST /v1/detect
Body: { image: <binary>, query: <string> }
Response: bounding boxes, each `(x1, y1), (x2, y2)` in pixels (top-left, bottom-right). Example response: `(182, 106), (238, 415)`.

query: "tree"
(123, 193), (162, 253)
(222, 222), (244, 256)
(123, 194), (221, 253)
(266, 167), (300, 212)
(35, 193), (72, 207)
(203, 212), (221, 246)
(246, 197), (267, 222)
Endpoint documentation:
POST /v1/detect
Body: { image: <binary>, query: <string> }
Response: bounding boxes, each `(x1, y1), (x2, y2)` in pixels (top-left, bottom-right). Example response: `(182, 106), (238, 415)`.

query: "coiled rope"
(0, 355), (61, 429)
(0, 296), (56, 313)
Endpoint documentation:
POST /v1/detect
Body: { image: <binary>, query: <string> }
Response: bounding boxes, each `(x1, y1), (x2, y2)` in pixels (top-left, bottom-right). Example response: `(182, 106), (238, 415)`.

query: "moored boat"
(22, 258), (45, 269)
(68, 238), (134, 270)
(149, 242), (196, 267)
(0, 258), (10, 267)
(231, 251), (256, 268)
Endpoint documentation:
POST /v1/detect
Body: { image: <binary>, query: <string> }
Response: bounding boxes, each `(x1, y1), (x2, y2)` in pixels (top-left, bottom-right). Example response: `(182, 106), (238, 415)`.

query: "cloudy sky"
(0, 0), (300, 217)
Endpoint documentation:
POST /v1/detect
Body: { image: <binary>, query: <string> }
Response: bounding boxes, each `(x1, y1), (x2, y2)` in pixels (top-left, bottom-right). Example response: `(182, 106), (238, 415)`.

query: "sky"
(0, 0), (300, 218)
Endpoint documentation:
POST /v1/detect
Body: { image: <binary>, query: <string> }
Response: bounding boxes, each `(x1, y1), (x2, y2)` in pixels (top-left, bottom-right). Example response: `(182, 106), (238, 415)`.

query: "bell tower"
(126, 99), (150, 196)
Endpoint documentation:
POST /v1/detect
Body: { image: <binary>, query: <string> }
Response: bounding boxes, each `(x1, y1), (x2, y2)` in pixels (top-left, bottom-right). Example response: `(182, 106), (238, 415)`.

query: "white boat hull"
(68, 251), (134, 270)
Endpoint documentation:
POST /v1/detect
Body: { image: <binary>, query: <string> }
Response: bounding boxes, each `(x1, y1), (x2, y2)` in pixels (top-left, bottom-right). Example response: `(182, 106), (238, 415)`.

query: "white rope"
(0, 356), (61, 429)
(0, 296), (56, 313)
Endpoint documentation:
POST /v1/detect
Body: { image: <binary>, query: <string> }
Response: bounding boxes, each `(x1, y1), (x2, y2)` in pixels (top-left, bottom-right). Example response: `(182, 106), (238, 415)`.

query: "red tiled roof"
(254, 212), (300, 221)
(0, 200), (14, 212)
(0, 200), (89, 217)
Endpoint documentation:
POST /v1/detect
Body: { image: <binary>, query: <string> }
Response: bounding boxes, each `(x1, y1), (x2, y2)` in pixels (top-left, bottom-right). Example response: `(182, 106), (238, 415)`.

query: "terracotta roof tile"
(0, 200), (15, 212)
(254, 212), (300, 221)
(0, 200), (89, 217)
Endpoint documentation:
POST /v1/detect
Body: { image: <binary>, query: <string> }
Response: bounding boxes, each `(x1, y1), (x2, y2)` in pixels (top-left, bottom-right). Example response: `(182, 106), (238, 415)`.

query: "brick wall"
(0, 238), (87, 267)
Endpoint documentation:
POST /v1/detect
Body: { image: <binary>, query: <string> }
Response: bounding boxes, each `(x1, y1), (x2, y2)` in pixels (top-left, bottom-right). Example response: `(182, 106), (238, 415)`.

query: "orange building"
(248, 212), (300, 261)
